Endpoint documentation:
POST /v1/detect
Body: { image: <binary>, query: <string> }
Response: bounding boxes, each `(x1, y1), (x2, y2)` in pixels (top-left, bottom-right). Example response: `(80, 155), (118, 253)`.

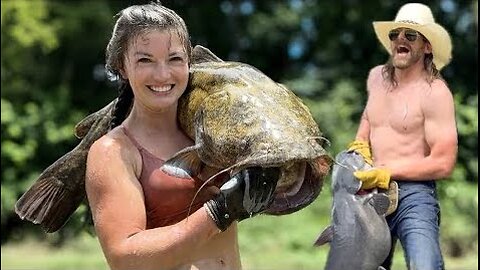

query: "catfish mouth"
(265, 156), (331, 215)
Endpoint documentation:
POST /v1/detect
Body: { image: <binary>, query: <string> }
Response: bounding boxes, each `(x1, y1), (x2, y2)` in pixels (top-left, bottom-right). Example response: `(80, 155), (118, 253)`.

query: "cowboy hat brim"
(373, 21), (452, 70)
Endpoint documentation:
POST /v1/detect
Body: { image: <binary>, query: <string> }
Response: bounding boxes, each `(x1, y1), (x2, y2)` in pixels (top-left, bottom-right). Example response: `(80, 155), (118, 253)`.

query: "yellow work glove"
(353, 168), (391, 190)
(347, 140), (373, 165)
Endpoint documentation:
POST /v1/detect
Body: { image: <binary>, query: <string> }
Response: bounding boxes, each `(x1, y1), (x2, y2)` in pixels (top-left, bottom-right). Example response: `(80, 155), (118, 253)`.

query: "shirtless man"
(347, 3), (457, 270)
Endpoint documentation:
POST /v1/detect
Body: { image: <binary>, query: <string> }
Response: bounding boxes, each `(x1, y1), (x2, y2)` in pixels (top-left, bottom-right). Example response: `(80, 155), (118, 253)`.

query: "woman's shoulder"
(86, 126), (142, 186)
(88, 126), (141, 167)
(90, 127), (125, 151)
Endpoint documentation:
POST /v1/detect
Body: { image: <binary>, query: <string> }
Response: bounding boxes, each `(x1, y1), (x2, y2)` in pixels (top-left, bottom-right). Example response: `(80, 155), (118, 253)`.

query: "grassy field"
(2, 201), (477, 270)
(1, 228), (477, 270)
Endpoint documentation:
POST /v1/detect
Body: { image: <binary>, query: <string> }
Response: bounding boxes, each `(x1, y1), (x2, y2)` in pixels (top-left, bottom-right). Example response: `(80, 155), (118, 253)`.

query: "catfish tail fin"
(15, 100), (116, 233)
(15, 148), (87, 233)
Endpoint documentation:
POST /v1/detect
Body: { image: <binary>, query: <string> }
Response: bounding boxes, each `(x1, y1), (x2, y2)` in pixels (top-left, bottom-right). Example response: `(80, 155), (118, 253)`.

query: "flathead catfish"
(314, 151), (390, 270)
(166, 46), (331, 215)
(15, 45), (331, 232)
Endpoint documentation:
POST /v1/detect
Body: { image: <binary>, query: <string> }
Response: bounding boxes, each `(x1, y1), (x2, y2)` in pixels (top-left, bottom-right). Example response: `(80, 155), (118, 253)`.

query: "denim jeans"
(381, 181), (444, 270)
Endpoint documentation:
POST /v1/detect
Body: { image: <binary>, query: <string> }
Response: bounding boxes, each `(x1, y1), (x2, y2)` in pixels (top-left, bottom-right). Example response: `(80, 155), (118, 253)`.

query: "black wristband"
(204, 195), (233, 232)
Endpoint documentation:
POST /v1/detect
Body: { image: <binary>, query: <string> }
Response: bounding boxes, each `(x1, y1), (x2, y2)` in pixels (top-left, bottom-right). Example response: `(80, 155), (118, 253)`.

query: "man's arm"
(348, 68), (374, 164)
(355, 109), (370, 141)
(348, 109), (374, 165)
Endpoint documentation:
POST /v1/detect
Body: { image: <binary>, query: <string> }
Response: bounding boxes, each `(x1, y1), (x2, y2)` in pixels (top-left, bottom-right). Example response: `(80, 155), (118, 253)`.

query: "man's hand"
(354, 168), (391, 190)
(347, 140), (373, 165)
(204, 166), (279, 231)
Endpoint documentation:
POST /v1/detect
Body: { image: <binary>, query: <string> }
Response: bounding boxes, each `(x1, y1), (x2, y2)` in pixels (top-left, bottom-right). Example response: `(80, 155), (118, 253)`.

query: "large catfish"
(15, 45), (331, 233)
(314, 150), (390, 270)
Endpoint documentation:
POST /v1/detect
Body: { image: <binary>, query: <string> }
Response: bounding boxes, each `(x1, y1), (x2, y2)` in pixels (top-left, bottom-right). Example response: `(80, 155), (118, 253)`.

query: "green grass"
(2, 215), (477, 269)
(1, 234), (108, 270)
(238, 201), (478, 270)
(2, 195), (477, 269)
(2, 230), (477, 270)
(2, 251), (105, 270)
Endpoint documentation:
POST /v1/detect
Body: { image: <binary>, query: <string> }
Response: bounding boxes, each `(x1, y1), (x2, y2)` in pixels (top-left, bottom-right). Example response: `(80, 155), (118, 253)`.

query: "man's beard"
(392, 50), (423, 69)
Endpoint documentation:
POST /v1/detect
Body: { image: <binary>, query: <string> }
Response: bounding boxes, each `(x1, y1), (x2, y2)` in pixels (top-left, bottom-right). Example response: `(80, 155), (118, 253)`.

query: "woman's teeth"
(149, 85), (172, 92)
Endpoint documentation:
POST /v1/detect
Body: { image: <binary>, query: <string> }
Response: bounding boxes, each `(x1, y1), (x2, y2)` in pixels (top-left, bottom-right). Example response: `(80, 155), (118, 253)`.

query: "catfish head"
(163, 45), (332, 215)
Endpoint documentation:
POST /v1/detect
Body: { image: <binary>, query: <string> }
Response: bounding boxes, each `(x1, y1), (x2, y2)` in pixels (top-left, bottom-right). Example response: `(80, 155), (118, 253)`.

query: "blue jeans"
(381, 181), (444, 270)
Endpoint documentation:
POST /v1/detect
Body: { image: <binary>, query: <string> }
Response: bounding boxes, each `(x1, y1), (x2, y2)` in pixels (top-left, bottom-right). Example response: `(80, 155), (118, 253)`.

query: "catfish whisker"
(308, 136), (331, 147)
(185, 165), (236, 221)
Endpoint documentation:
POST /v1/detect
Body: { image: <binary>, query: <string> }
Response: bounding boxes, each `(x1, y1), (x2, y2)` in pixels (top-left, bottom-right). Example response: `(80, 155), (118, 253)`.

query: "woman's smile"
(148, 84), (174, 93)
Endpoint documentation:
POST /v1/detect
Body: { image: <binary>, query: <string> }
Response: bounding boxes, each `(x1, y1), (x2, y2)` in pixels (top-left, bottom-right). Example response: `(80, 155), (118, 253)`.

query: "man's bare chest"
(366, 89), (425, 134)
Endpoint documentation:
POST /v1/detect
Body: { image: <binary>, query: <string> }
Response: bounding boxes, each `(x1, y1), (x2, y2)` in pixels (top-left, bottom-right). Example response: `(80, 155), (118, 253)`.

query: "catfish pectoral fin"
(161, 145), (204, 179)
(15, 167), (85, 233)
(314, 225), (334, 247)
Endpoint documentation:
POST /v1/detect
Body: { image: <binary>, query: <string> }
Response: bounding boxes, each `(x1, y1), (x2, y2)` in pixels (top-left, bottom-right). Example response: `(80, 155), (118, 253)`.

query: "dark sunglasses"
(388, 28), (420, 42)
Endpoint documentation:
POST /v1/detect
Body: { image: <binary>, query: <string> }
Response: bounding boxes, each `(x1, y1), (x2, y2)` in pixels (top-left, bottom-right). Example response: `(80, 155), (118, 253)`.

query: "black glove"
(204, 166), (279, 231)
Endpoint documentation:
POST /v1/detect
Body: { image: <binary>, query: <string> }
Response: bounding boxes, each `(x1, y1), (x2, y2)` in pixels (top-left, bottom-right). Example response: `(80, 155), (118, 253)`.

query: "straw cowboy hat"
(373, 3), (452, 70)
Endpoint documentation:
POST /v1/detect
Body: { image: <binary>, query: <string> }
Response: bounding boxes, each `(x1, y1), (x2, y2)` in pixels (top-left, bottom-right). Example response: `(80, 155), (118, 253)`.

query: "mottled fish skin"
(14, 45), (331, 232)
(314, 151), (390, 270)
(176, 47), (331, 214)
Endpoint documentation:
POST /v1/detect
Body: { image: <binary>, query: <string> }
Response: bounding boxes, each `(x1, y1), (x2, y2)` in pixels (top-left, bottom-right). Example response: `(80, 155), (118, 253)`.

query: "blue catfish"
(15, 45), (331, 232)
(314, 151), (390, 270)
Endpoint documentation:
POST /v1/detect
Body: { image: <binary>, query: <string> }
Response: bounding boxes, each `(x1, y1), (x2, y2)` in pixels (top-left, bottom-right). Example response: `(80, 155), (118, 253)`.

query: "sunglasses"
(388, 28), (420, 42)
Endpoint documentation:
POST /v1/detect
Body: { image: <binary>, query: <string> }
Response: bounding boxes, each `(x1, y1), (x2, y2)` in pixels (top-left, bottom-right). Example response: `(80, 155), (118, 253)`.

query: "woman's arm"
(85, 133), (220, 270)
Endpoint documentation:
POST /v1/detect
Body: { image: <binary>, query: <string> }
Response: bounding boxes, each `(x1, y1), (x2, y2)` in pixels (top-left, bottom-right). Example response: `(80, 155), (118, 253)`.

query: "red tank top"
(121, 127), (221, 228)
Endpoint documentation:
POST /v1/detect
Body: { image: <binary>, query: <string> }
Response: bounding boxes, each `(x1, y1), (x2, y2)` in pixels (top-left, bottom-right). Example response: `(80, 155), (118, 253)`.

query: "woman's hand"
(204, 167), (279, 231)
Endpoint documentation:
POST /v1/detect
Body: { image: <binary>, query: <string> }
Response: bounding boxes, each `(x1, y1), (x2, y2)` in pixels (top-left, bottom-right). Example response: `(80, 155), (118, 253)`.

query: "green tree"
(1, 0), (115, 242)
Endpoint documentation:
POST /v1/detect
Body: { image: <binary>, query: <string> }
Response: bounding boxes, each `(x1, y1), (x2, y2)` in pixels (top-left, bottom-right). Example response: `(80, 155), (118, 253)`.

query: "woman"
(85, 3), (277, 270)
